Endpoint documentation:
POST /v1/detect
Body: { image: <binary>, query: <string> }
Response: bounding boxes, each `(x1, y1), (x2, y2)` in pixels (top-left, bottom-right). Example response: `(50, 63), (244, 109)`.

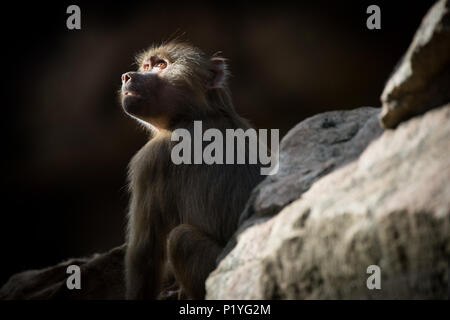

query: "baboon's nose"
(122, 73), (131, 84)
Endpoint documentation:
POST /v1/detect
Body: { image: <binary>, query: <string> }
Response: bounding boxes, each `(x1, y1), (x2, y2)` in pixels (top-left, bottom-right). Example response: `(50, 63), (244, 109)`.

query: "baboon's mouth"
(124, 91), (137, 96)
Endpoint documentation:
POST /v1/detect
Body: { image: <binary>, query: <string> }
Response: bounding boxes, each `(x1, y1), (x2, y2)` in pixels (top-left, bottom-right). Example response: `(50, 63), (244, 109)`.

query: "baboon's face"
(120, 42), (225, 129)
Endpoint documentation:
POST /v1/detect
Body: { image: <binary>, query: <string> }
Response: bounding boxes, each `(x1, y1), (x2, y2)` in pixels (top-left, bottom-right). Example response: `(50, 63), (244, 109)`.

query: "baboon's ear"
(207, 57), (228, 89)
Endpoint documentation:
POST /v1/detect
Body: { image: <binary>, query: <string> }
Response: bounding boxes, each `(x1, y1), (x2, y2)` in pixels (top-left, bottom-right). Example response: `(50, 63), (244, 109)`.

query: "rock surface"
(380, 0), (450, 128)
(220, 107), (383, 260)
(206, 104), (450, 299)
(210, 0), (450, 299)
(0, 245), (125, 299)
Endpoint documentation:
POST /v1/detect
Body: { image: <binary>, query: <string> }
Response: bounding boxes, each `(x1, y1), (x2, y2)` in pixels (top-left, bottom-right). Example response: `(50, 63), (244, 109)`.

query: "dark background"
(0, 0), (436, 285)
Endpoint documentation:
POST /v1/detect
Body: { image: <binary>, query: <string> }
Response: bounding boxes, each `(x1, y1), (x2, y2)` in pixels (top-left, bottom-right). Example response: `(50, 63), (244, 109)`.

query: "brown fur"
(121, 41), (263, 299)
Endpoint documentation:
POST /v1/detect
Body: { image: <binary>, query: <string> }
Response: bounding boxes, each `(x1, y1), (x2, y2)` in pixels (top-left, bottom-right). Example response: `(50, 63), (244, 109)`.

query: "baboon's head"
(120, 41), (230, 130)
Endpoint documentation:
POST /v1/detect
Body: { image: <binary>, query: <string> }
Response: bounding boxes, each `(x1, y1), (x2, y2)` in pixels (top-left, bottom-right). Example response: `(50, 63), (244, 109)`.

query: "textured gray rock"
(220, 107), (383, 260)
(380, 0), (450, 128)
(206, 104), (450, 299)
(0, 245), (125, 300)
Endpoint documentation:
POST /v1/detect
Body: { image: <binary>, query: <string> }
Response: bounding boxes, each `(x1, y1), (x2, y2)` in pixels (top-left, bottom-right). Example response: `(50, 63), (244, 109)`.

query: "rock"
(0, 245), (125, 300)
(380, 0), (450, 128)
(219, 107), (383, 260)
(206, 104), (450, 299)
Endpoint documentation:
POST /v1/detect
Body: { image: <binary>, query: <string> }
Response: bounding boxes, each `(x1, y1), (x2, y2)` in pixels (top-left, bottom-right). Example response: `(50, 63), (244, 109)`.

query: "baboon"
(121, 41), (264, 299)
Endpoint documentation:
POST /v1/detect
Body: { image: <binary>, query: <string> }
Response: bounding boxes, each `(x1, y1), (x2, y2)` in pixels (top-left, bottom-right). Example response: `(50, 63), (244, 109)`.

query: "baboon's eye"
(154, 60), (167, 70)
(142, 63), (150, 71)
